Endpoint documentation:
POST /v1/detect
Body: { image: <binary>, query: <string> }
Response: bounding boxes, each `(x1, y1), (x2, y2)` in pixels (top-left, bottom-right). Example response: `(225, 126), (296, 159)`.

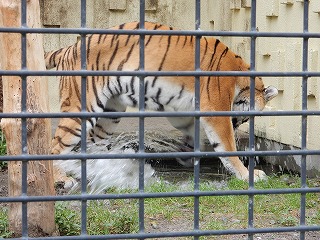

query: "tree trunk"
(0, 0), (57, 237)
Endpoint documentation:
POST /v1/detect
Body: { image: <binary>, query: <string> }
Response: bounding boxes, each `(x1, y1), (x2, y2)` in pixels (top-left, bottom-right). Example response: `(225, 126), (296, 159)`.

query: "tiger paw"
(53, 165), (77, 191)
(240, 169), (267, 182)
(253, 169), (267, 182)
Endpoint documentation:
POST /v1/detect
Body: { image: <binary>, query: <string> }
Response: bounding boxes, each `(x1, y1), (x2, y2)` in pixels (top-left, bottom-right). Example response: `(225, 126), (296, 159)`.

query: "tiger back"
(46, 21), (278, 182)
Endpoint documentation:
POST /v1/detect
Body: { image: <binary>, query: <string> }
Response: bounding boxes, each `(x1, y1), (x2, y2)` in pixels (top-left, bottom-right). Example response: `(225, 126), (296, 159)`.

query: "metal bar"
(300, 1), (309, 239)
(1, 187), (320, 203)
(1, 26), (320, 38)
(2, 69), (320, 77)
(2, 148), (320, 162)
(1, 109), (320, 118)
(193, 1), (201, 238)
(20, 0), (28, 238)
(248, 1), (257, 238)
(3, 225), (320, 240)
(80, 0), (88, 237)
(138, 1), (146, 238)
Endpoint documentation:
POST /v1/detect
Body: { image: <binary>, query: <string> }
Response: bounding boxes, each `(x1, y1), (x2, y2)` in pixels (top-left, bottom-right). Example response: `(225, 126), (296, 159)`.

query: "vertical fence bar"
(248, 0), (257, 239)
(300, 0), (309, 239)
(80, 0), (88, 236)
(193, 0), (201, 239)
(20, 0), (28, 238)
(138, 0), (146, 238)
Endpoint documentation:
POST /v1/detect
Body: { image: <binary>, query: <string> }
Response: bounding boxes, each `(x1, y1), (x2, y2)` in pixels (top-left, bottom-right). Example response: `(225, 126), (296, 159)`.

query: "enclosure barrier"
(0, 0), (320, 239)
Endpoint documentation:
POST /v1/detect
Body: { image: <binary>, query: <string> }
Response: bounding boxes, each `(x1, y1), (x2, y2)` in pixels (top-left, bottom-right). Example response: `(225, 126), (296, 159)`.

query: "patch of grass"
(55, 202), (81, 236)
(0, 208), (12, 238)
(87, 199), (138, 235)
(0, 130), (7, 170)
(55, 199), (139, 236)
(0, 175), (319, 237)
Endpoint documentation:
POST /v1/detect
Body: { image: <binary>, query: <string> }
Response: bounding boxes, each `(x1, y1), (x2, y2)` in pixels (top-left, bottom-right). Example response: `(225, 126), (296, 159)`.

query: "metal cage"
(0, 0), (320, 239)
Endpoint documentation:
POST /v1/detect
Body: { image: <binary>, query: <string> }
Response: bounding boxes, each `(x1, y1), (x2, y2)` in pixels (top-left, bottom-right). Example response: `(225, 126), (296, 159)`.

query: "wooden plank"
(0, 0), (57, 237)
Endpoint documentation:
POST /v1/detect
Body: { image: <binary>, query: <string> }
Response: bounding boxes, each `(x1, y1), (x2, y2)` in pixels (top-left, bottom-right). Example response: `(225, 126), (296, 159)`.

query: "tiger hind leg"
(51, 115), (97, 155)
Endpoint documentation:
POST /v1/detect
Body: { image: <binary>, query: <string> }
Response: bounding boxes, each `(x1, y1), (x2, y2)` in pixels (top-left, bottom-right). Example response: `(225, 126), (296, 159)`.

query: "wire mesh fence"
(0, 0), (320, 239)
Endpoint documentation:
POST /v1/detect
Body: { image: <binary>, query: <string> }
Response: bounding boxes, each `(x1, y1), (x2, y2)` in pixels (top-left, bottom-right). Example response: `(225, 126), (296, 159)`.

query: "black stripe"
(212, 142), (220, 149)
(155, 88), (162, 103)
(238, 87), (250, 95)
(73, 42), (78, 64)
(125, 35), (131, 46)
(95, 124), (114, 135)
(97, 34), (103, 44)
(96, 50), (101, 70)
(151, 77), (158, 88)
(129, 76), (137, 106)
(190, 35), (194, 44)
(235, 99), (248, 105)
(72, 77), (81, 103)
(165, 96), (175, 105)
(146, 24), (161, 46)
(108, 40), (120, 69)
(176, 35), (180, 45)
(57, 125), (81, 137)
(151, 35), (171, 88)
(116, 77), (123, 94)
(178, 85), (184, 99)
(183, 35), (188, 47)
(54, 136), (73, 148)
(207, 39), (220, 71)
(201, 37), (209, 63)
(106, 79), (114, 96)
(110, 34), (117, 48)
(144, 80), (149, 95)
(112, 118), (121, 123)
(119, 42), (135, 68)
(64, 46), (73, 69)
(153, 34), (172, 89)
(216, 47), (229, 70)
(91, 75), (104, 110)
(87, 118), (95, 128)
(206, 76), (211, 102)
(86, 35), (93, 62)
(71, 118), (81, 125)
(101, 34), (108, 43)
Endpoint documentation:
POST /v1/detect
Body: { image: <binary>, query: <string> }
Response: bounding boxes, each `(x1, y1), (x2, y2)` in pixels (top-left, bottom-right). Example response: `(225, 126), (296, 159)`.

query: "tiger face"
(232, 77), (278, 129)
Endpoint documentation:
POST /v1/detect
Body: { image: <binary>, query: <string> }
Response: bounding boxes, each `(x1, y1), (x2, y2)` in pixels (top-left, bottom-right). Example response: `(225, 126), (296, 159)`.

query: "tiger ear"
(264, 86), (278, 102)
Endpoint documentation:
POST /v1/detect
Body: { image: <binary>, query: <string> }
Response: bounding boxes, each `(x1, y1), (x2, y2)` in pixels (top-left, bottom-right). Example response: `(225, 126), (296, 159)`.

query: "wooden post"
(0, 0), (57, 237)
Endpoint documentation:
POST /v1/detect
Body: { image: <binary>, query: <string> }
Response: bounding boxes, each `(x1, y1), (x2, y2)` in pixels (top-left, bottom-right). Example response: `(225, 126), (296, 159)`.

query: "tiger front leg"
(200, 116), (267, 182)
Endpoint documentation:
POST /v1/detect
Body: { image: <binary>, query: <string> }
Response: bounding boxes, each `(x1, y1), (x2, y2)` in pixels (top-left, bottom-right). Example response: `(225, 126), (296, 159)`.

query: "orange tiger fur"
(46, 21), (278, 181)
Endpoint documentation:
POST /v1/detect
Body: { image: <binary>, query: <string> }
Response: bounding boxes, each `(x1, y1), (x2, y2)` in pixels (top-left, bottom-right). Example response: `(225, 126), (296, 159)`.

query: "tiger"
(45, 21), (278, 182)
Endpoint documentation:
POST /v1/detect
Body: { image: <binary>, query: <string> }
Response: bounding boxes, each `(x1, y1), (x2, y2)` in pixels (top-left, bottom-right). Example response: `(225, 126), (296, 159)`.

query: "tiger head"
(232, 77), (278, 129)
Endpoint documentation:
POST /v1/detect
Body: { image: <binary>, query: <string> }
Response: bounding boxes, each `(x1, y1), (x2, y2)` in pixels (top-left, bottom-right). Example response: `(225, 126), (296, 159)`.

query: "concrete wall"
(42, 0), (320, 152)
(227, 1), (320, 152)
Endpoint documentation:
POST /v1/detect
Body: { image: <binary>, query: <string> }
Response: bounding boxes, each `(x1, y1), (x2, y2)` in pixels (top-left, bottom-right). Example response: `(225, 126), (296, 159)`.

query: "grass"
(0, 130), (7, 170)
(0, 175), (319, 238)
(0, 208), (12, 238)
